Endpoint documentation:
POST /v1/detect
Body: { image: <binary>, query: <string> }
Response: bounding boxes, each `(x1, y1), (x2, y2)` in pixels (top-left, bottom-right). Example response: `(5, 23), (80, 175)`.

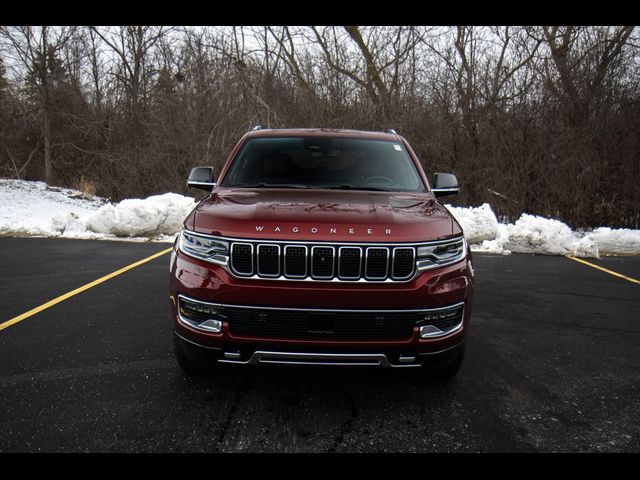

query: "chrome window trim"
(230, 242), (254, 276)
(283, 245), (307, 279)
(311, 245), (335, 279)
(364, 247), (389, 280)
(431, 187), (459, 194)
(391, 247), (416, 280)
(256, 243), (281, 278)
(187, 180), (217, 188)
(337, 246), (362, 280)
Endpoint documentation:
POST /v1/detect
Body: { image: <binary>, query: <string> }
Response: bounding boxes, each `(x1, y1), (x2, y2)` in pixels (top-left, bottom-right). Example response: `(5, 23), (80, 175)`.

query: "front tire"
(421, 343), (465, 380)
(173, 336), (215, 374)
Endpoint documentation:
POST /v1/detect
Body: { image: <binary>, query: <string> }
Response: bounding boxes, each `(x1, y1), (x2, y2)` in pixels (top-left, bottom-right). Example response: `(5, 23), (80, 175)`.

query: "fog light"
(420, 325), (444, 338)
(198, 319), (222, 333)
(418, 303), (465, 338)
(181, 300), (218, 316)
(178, 296), (224, 333)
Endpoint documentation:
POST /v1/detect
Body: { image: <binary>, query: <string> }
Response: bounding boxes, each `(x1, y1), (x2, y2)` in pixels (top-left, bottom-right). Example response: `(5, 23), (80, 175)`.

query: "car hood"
(188, 188), (461, 243)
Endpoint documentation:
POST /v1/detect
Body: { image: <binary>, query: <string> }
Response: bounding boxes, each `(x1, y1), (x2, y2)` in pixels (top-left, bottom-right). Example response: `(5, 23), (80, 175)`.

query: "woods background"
(0, 26), (638, 229)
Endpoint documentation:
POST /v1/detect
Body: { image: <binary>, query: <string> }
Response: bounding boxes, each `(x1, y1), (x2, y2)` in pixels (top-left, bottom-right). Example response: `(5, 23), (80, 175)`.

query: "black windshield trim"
(220, 136), (427, 193)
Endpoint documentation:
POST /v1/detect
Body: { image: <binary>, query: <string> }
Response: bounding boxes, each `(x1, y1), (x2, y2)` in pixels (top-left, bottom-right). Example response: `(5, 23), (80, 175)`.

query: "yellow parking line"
(0, 247), (173, 332)
(566, 256), (640, 285)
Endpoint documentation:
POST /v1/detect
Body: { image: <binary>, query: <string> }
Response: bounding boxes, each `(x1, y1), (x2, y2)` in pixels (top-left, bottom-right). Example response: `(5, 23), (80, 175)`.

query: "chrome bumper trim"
(218, 351), (421, 368)
(177, 293), (465, 315)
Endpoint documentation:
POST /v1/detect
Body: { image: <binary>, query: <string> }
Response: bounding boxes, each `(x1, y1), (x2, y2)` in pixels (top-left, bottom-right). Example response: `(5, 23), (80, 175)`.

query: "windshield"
(220, 136), (426, 192)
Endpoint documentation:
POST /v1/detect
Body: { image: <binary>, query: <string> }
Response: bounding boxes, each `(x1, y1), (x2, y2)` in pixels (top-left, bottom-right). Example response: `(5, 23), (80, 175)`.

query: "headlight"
(178, 229), (229, 266)
(416, 236), (466, 270)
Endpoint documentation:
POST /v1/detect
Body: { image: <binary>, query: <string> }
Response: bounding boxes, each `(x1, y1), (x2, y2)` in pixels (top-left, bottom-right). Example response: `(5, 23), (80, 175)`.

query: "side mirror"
(432, 172), (459, 197)
(187, 167), (217, 191)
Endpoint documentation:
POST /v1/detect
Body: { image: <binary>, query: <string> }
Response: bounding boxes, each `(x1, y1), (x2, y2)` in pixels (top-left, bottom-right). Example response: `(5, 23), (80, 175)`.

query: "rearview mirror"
(432, 173), (459, 197)
(187, 167), (217, 191)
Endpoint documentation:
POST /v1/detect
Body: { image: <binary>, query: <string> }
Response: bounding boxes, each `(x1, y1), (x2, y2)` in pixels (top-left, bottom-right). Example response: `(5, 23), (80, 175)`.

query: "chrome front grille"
(229, 241), (415, 282)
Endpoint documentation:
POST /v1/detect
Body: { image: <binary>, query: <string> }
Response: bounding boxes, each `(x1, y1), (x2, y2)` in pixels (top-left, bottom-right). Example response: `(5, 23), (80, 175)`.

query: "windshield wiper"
(312, 184), (394, 192)
(232, 183), (310, 189)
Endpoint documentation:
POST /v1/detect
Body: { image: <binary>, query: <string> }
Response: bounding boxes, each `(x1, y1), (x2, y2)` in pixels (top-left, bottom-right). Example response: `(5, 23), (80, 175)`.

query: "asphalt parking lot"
(0, 237), (638, 452)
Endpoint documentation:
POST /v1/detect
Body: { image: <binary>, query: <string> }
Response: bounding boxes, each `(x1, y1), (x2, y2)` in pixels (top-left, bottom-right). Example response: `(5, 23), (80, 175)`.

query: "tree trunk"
(43, 104), (52, 184)
(41, 27), (53, 185)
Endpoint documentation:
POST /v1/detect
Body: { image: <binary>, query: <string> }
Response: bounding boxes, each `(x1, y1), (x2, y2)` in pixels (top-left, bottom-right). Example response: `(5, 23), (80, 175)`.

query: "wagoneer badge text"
(255, 226), (392, 235)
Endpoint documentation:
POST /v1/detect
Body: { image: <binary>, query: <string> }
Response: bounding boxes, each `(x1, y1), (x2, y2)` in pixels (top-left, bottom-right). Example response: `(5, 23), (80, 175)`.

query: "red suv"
(169, 128), (473, 377)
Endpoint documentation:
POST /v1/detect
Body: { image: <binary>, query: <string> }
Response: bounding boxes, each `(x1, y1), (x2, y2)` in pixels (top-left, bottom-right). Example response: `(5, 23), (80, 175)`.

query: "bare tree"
(0, 26), (76, 184)
(0, 25), (638, 227)
(89, 26), (170, 128)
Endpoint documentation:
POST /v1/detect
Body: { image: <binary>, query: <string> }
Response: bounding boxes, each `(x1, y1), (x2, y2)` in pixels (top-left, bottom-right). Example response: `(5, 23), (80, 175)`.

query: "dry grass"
(73, 176), (97, 198)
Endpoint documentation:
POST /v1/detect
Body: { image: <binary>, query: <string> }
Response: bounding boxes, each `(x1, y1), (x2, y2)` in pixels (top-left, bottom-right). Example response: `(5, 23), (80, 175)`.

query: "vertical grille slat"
(392, 248), (415, 279)
(284, 245), (307, 278)
(365, 247), (389, 279)
(230, 243), (253, 275)
(257, 244), (280, 277)
(338, 247), (362, 279)
(229, 241), (417, 282)
(311, 246), (335, 278)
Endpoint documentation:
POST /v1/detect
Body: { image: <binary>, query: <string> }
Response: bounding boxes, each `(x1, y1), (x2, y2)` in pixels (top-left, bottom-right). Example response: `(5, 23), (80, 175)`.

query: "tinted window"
(221, 137), (426, 192)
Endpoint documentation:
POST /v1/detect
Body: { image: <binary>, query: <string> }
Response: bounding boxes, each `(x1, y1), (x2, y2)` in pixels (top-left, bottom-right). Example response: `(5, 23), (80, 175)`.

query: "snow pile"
(469, 225), (512, 256)
(1, 178), (639, 256)
(84, 193), (196, 237)
(584, 228), (640, 256)
(446, 204), (640, 257)
(445, 203), (498, 244)
(0, 178), (196, 243)
(0, 179), (105, 237)
(503, 214), (587, 256)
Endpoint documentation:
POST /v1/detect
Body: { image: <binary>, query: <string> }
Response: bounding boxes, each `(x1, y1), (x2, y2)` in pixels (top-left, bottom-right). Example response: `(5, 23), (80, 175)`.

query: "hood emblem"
(255, 226), (392, 235)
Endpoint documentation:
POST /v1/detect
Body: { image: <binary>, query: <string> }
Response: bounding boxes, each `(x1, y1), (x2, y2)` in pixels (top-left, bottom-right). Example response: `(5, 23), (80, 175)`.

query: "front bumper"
(170, 246), (473, 358)
(174, 330), (466, 368)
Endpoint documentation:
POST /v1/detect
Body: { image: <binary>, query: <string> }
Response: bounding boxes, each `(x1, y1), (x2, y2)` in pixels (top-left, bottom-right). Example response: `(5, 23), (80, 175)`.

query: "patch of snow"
(445, 203), (498, 244)
(84, 193), (196, 237)
(584, 228), (640, 256)
(0, 179), (105, 237)
(503, 214), (585, 256)
(0, 178), (194, 243)
(1, 179), (639, 256)
(446, 203), (640, 258)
